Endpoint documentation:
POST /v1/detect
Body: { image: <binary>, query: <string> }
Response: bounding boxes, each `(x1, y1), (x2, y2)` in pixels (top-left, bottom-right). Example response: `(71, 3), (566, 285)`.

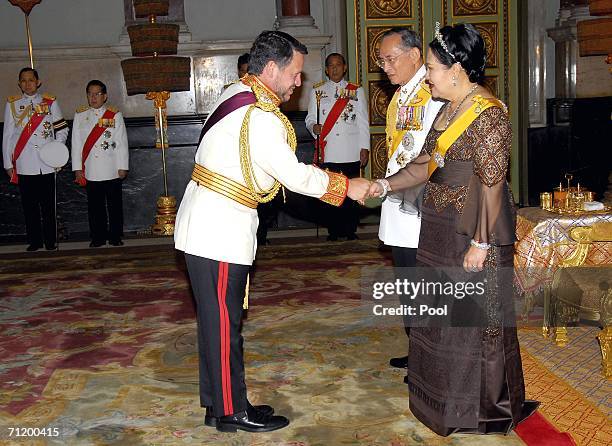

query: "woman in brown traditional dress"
(369, 23), (538, 436)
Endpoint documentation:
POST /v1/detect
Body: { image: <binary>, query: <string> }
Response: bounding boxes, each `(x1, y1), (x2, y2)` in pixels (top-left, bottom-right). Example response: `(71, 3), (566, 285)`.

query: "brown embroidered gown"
(388, 104), (538, 436)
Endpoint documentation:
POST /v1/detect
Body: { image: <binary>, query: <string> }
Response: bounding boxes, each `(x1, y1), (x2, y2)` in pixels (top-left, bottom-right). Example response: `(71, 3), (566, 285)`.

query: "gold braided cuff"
(320, 170), (348, 207)
(191, 163), (258, 209)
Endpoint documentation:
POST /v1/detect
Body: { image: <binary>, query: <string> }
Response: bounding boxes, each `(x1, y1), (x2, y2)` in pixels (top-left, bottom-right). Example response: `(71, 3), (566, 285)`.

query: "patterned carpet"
(0, 239), (609, 445)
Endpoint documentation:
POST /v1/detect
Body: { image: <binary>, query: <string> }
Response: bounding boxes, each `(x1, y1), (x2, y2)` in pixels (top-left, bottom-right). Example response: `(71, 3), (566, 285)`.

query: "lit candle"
(577, 183), (580, 192)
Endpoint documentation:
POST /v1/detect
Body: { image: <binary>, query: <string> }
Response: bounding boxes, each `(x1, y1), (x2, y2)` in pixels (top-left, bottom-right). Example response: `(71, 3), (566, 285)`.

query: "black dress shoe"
(26, 244), (41, 252)
(109, 240), (124, 246)
(389, 355), (409, 369)
(346, 233), (359, 240)
(326, 234), (338, 241)
(45, 244), (57, 251)
(204, 402), (274, 428)
(216, 405), (289, 433)
(89, 241), (105, 248)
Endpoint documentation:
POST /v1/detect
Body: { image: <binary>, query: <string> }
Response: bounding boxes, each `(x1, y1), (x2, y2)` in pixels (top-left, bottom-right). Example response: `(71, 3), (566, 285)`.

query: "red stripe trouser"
(185, 254), (250, 417)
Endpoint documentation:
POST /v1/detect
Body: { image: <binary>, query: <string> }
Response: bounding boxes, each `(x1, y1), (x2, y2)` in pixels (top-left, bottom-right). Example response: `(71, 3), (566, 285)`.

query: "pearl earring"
(452, 76), (457, 86)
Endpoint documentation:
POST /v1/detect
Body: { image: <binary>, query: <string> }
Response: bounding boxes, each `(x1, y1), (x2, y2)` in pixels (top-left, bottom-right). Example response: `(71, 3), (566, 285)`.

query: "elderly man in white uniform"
(2, 67), (69, 251)
(174, 31), (370, 434)
(376, 28), (444, 378)
(72, 80), (129, 248)
(305, 52), (370, 240)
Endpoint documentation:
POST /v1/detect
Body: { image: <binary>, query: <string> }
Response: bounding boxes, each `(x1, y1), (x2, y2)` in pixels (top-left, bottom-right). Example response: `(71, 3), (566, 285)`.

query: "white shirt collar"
(23, 92), (40, 101)
(329, 79), (347, 88)
(399, 64), (426, 99)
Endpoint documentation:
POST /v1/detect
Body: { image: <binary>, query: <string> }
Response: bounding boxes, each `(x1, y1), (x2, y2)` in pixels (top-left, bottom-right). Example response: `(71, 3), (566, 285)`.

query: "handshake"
(347, 177), (387, 204)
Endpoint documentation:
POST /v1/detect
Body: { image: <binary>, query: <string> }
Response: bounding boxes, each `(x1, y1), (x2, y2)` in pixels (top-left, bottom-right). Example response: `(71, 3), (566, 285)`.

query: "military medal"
(103, 130), (112, 139)
(34, 103), (49, 115)
(433, 151), (445, 168)
(101, 141), (109, 150)
(401, 132), (414, 151)
(396, 150), (409, 168)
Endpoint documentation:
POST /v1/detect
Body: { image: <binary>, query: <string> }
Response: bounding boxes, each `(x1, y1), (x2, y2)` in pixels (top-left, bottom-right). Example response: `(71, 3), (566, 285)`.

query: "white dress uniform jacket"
(175, 80), (346, 265)
(2, 93), (68, 175)
(305, 79), (370, 163)
(379, 65), (444, 248)
(71, 106), (129, 181)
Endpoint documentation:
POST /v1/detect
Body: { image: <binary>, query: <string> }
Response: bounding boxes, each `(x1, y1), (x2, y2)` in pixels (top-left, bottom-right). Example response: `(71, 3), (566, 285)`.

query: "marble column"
(547, 0), (585, 98)
(548, 0), (611, 98)
(275, 0), (319, 36)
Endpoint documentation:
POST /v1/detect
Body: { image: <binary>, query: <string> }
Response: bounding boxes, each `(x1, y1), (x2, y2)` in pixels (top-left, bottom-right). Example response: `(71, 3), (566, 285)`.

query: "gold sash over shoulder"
(428, 95), (506, 178)
(191, 163), (258, 209)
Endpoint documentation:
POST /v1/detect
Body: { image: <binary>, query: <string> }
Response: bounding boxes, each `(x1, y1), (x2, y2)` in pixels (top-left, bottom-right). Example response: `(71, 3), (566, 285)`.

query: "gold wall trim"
(354, 0), (363, 85)
(365, 0), (412, 19)
(503, 0), (509, 103)
(419, 0), (424, 48)
(452, 0), (498, 17)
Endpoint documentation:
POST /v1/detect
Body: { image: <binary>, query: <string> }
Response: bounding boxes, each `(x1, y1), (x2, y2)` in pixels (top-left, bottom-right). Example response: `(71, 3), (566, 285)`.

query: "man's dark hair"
(86, 79), (107, 95)
(237, 53), (250, 68)
(19, 67), (39, 80)
(381, 27), (422, 55)
(325, 53), (346, 66)
(248, 30), (308, 75)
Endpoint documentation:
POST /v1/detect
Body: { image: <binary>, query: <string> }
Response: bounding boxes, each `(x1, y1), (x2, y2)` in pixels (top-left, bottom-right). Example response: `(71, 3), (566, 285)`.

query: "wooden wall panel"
(370, 133), (388, 180)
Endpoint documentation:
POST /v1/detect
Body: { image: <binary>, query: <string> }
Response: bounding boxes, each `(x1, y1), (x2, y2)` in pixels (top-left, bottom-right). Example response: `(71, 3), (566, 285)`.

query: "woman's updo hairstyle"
(429, 23), (486, 85)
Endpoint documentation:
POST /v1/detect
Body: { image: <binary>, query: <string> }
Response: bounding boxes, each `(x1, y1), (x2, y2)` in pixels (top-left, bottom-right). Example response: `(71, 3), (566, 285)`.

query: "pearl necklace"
(443, 84), (478, 130)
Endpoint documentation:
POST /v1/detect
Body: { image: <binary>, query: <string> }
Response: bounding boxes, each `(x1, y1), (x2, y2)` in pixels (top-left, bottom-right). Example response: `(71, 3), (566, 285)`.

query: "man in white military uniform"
(305, 53), (370, 240)
(71, 80), (129, 248)
(376, 29), (444, 376)
(2, 67), (69, 251)
(174, 31), (370, 433)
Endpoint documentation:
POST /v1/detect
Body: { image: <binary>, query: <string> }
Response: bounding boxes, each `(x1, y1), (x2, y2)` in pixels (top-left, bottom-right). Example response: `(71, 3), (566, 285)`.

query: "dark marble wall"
(0, 111), (319, 243)
(526, 97), (611, 206)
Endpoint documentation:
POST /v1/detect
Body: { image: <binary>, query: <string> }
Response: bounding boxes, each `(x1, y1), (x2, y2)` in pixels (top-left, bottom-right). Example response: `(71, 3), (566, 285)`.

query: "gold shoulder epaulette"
(106, 105), (118, 113)
(7, 95), (21, 103)
(347, 82), (360, 89)
(313, 80), (326, 89)
(42, 93), (56, 100)
(76, 105), (90, 113)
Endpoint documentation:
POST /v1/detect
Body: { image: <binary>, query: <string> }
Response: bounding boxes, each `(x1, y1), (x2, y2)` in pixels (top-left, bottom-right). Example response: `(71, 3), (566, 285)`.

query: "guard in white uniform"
(305, 53), (370, 240)
(174, 31), (369, 433)
(2, 67), (68, 251)
(376, 29), (444, 373)
(71, 80), (129, 247)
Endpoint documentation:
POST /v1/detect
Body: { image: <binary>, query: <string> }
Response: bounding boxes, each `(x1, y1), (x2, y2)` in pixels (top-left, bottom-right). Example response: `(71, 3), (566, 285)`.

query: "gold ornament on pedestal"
(121, 0), (191, 236)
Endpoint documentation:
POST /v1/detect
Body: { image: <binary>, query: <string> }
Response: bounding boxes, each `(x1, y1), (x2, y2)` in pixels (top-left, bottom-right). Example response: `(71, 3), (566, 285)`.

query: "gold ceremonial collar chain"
(398, 74), (426, 107)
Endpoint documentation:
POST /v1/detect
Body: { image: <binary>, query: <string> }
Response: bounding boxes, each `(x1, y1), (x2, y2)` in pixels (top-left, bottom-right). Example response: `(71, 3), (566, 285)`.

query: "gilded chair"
(550, 221), (612, 378)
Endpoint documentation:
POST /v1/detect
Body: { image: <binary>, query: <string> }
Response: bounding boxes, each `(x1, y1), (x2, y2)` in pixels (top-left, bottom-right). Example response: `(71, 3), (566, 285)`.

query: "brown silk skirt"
(408, 204), (538, 436)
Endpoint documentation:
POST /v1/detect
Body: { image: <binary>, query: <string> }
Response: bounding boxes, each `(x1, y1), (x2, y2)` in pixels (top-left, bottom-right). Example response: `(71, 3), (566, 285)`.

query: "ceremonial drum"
(39, 141), (69, 169)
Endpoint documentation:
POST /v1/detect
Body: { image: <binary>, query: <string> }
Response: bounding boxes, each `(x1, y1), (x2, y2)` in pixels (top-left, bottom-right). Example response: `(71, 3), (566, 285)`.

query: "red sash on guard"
(314, 83), (358, 165)
(77, 109), (117, 186)
(10, 96), (54, 184)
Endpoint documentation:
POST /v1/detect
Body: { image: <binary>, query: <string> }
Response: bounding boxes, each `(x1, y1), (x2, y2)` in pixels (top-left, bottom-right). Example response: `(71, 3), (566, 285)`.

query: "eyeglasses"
(375, 51), (407, 69)
(87, 92), (105, 97)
